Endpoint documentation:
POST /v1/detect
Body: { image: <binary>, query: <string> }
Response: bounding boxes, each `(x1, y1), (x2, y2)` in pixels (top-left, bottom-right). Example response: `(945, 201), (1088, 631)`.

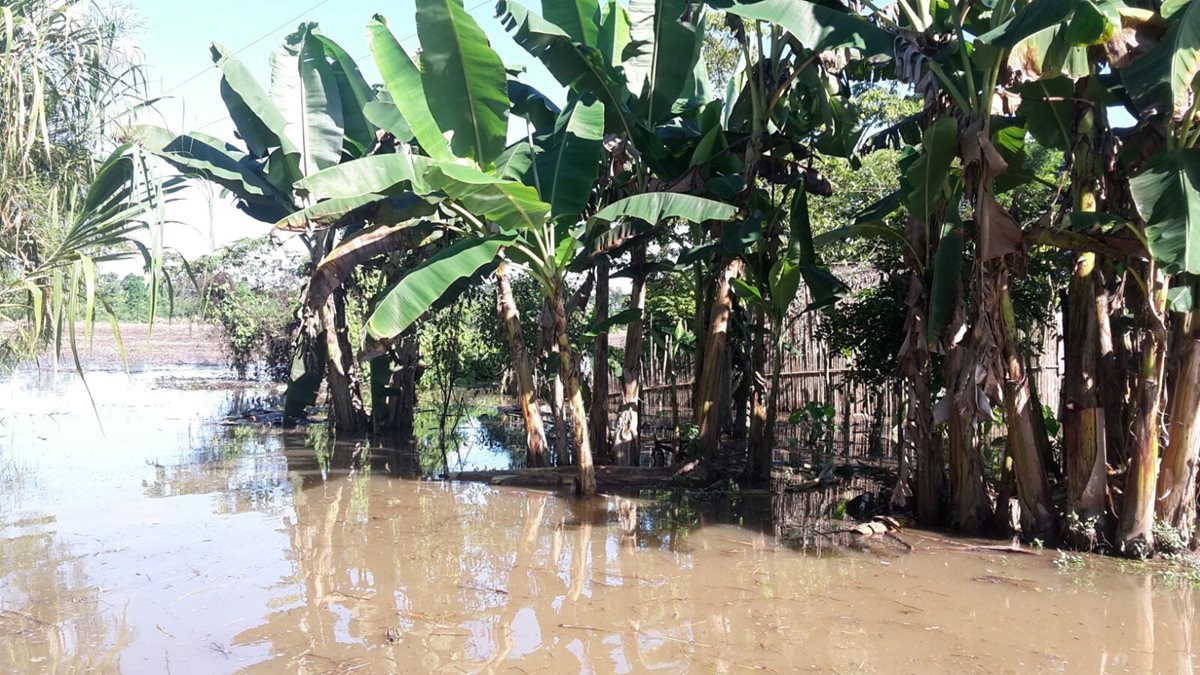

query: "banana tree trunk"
(756, 331), (786, 481)
(1064, 95), (1111, 545)
(897, 266), (940, 522)
(614, 245), (647, 467)
(554, 281), (595, 496)
(693, 237), (709, 410)
(747, 303), (769, 478)
(945, 337), (992, 534)
(553, 358), (569, 463)
(667, 342), (682, 459)
(589, 257), (610, 464)
(995, 269), (1056, 540)
(495, 263), (548, 468)
(1156, 308), (1200, 543)
(369, 330), (421, 438)
(698, 258), (745, 463)
(321, 288), (367, 433)
(1063, 252), (1110, 547)
(1117, 267), (1169, 556)
(542, 300), (570, 463)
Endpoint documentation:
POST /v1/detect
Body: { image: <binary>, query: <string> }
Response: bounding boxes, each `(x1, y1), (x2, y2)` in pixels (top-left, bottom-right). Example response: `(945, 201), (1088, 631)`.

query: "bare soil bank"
(38, 321), (227, 370)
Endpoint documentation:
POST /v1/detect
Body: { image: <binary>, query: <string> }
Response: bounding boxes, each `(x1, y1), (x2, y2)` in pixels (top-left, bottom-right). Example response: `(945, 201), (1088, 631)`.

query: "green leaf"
(416, 0), (510, 165)
(592, 307), (642, 335)
(275, 194), (383, 231)
(1124, 0), (1200, 116)
(295, 30), (346, 173)
(368, 15), (453, 161)
(363, 100), (414, 142)
(623, 0), (701, 125)
(1164, 0), (1193, 19)
(787, 188), (817, 265)
(1017, 77), (1074, 150)
(537, 98), (605, 222)
(902, 117), (958, 224)
(1007, 25), (1090, 80)
(509, 79), (562, 130)
(1063, 1), (1119, 46)
(130, 126), (291, 217)
(589, 193), (737, 228)
(366, 234), (510, 338)
(277, 193), (435, 233)
(786, 189), (846, 312)
(497, 0), (634, 134)
(977, 0), (1080, 49)
(495, 141), (536, 181)
(313, 30), (379, 156)
(296, 149), (432, 199)
(210, 43), (298, 166)
(731, 277), (767, 309)
(706, 0), (892, 57)
(797, 266), (847, 312)
(927, 225), (965, 344)
(598, 0), (632, 68)
(769, 257), (800, 318)
(546, 0), (601, 46)
(850, 190), (902, 225)
(426, 163), (551, 230)
(813, 223), (918, 264)
(1130, 148), (1200, 274)
(1167, 284), (1195, 312)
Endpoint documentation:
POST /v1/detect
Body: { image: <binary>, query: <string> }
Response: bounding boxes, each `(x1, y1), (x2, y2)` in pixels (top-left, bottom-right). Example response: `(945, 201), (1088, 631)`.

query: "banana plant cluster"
(798, 0), (1200, 554)
(122, 0), (1200, 548)
(132, 0), (891, 497)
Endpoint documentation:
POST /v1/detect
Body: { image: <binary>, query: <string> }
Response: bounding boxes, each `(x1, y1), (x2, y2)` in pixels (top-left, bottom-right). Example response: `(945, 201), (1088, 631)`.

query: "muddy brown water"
(0, 368), (1196, 673)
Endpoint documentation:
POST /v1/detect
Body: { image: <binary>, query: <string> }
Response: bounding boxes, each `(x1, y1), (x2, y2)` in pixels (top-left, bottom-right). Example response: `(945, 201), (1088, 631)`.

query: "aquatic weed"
(1052, 550), (1087, 572)
(1153, 519), (1188, 556)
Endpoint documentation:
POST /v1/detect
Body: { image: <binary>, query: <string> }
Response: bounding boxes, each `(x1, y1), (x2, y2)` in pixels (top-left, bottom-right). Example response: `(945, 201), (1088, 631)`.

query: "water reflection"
(0, 368), (1197, 673)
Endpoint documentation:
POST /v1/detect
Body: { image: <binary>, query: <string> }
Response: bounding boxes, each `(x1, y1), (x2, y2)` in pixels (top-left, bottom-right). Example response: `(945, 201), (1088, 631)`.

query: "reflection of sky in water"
(438, 415), (524, 473)
(0, 367), (1197, 674)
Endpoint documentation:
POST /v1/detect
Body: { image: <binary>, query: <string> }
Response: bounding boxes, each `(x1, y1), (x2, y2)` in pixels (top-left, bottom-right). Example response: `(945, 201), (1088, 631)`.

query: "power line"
(156, 0), (336, 101)
(191, 0), (493, 134)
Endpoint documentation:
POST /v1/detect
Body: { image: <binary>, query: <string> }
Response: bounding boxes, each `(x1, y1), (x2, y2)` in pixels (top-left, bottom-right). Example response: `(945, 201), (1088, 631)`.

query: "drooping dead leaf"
(1104, 8), (1165, 70)
(978, 192), (1024, 262)
(962, 124), (1009, 183)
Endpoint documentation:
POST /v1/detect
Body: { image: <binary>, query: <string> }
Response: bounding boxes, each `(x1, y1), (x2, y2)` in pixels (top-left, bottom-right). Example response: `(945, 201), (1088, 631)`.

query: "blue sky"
(124, 0), (562, 258)
(131, 0), (561, 137)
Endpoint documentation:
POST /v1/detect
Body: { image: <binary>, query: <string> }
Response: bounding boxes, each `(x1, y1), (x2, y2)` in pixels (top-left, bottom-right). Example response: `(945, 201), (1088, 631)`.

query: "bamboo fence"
(600, 267), (1063, 466)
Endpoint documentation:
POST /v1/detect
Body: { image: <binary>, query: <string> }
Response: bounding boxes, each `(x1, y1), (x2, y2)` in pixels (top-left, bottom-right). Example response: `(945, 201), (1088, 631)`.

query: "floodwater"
(1, 368), (1197, 674)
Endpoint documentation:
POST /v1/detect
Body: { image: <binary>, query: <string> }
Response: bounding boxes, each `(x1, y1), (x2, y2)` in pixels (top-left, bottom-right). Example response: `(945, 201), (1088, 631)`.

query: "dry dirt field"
(35, 322), (227, 370)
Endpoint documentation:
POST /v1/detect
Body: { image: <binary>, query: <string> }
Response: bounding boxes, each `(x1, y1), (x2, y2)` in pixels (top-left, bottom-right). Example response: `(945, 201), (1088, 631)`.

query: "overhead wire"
(154, 0), (337, 101)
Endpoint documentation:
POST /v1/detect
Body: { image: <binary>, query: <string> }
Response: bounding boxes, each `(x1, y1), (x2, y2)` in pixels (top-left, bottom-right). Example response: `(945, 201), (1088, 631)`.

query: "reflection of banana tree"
(131, 23), (378, 432)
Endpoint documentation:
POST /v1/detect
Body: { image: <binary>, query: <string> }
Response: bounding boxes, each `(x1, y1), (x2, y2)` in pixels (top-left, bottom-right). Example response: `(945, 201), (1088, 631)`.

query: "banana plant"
(1120, 0), (1200, 552)
(344, 150), (737, 493)
(131, 23), (382, 433)
(292, 0), (739, 488)
(733, 186), (845, 480)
